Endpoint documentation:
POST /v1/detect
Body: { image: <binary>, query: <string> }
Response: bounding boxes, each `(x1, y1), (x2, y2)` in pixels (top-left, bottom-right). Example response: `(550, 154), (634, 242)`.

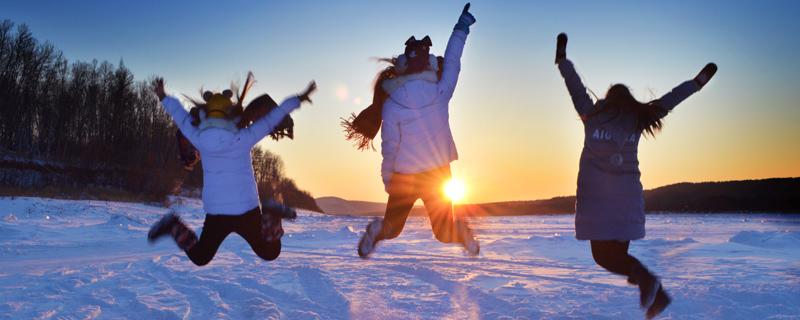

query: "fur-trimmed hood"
(382, 71), (439, 110)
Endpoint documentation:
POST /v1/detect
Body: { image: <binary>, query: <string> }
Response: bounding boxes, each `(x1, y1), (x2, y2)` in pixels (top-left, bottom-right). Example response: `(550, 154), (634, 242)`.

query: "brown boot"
(170, 219), (197, 251)
(261, 208), (285, 243)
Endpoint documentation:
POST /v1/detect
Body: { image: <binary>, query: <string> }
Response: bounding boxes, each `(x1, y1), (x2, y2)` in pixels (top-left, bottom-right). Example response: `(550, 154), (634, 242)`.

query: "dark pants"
(380, 166), (464, 244)
(590, 240), (652, 283)
(186, 207), (281, 266)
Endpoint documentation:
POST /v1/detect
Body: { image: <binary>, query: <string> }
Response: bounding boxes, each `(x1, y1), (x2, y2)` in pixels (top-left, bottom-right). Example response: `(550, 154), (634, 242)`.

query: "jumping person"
(148, 77), (316, 266)
(555, 33), (717, 318)
(343, 3), (479, 258)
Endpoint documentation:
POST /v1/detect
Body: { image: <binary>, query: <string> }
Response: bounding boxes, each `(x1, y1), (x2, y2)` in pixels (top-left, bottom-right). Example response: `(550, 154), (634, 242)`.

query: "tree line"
(0, 20), (321, 212)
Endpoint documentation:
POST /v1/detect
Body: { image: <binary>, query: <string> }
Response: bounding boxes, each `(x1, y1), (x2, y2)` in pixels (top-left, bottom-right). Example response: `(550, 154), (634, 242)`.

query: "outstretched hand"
(555, 33), (568, 64)
(153, 77), (166, 101)
(298, 81), (317, 104)
(454, 3), (476, 34)
(461, 3), (475, 25)
(694, 63), (718, 88)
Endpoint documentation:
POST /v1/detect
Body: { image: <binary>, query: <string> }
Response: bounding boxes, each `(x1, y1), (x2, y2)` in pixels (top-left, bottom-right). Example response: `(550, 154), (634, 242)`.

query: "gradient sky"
(4, 1), (800, 203)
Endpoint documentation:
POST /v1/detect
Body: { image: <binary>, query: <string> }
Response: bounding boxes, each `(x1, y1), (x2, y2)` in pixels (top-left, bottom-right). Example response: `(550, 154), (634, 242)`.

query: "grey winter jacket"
(558, 59), (699, 240)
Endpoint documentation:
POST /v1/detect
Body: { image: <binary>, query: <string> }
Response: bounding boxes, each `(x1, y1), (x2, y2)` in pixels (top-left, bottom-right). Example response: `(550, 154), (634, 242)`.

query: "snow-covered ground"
(0, 196), (798, 319)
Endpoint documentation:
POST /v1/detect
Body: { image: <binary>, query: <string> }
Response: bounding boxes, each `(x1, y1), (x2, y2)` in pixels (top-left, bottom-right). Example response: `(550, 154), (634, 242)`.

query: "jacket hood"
(383, 71), (438, 109)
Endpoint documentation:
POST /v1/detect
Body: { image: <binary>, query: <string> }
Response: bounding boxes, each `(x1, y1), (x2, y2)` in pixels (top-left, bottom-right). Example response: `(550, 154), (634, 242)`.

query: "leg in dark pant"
(590, 240), (651, 283)
(422, 192), (459, 244)
(380, 192), (417, 241)
(591, 240), (669, 315)
(186, 215), (233, 266)
(235, 208), (281, 261)
(420, 166), (461, 244)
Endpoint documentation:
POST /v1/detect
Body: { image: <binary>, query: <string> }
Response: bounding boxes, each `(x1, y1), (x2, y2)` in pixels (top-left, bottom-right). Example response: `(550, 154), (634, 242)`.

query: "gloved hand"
(555, 33), (568, 64)
(454, 3), (476, 34)
(153, 77), (166, 101)
(298, 81), (317, 103)
(694, 63), (718, 88)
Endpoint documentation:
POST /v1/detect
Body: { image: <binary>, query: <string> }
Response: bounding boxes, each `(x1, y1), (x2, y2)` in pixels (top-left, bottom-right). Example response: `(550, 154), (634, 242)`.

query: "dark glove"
(555, 33), (568, 64)
(153, 77), (166, 101)
(454, 3), (476, 34)
(298, 81), (317, 104)
(694, 63), (718, 88)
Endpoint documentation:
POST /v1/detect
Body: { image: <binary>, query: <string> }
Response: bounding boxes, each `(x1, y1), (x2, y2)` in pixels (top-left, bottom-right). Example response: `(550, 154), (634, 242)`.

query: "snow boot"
(456, 219), (480, 256)
(632, 264), (661, 309)
(555, 33), (568, 64)
(646, 286), (672, 319)
(358, 218), (384, 259)
(261, 206), (285, 243)
(148, 211), (179, 243)
(262, 199), (298, 221)
(148, 212), (197, 251)
(694, 63), (718, 88)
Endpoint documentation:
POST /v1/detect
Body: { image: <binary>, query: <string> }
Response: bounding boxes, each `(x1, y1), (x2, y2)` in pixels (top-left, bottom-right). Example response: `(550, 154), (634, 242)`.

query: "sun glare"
(443, 178), (467, 203)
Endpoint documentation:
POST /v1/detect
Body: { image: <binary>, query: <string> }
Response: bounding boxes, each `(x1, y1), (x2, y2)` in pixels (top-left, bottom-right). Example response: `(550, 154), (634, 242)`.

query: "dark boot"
(262, 199), (297, 221)
(148, 212), (179, 243)
(148, 212), (197, 251)
(261, 206), (285, 243)
(172, 220), (198, 251)
(632, 264), (660, 309)
(646, 287), (672, 319)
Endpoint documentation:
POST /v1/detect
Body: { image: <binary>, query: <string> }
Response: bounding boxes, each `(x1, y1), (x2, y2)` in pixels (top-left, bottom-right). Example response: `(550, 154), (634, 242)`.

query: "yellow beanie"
(206, 93), (233, 119)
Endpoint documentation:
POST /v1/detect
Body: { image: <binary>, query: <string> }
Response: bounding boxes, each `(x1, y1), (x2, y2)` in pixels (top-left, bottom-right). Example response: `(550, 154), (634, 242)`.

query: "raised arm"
(555, 34), (595, 115)
(655, 63), (718, 118)
(154, 78), (200, 144)
(438, 3), (475, 98)
(654, 81), (699, 118)
(242, 81), (316, 146)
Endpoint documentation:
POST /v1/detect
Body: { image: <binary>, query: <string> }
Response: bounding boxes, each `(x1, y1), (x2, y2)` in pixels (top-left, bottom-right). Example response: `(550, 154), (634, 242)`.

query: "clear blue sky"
(4, 0), (800, 202)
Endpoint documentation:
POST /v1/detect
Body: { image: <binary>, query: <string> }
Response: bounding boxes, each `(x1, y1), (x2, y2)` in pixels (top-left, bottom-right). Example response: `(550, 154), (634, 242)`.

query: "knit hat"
(395, 36), (437, 74)
(204, 90), (234, 119)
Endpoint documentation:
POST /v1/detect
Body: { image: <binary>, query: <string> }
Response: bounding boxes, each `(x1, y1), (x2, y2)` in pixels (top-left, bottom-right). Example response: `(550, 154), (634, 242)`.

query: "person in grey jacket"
(343, 3), (478, 258)
(555, 33), (717, 319)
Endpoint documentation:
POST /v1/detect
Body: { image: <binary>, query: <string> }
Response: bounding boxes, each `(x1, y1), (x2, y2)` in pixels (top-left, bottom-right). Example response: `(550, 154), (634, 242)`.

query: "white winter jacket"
(162, 95), (301, 215)
(380, 30), (467, 190)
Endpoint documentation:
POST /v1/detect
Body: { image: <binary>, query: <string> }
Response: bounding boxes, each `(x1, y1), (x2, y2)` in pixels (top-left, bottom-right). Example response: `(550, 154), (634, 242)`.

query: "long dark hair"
(342, 56), (444, 150)
(586, 84), (664, 137)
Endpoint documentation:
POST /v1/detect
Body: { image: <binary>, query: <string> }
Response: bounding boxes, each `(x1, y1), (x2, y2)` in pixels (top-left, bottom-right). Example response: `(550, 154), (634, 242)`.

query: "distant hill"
(317, 177), (800, 216)
(315, 197), (387, 216)
(315, 196), (426, 216)
(643, 177), (800, 213)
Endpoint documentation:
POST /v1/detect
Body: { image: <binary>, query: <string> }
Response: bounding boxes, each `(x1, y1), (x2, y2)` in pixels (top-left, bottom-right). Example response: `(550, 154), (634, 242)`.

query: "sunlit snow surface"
(1, 196), (798, 319)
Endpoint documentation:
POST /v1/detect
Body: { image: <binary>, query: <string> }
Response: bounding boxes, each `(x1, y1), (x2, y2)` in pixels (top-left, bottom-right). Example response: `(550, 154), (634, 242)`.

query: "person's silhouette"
(555, 33), (717, 319)
(343, 3), (480, 258)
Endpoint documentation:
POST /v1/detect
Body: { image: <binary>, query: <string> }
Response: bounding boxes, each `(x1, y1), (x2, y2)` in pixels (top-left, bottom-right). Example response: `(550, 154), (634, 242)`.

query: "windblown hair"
(342, 56), (445, 150)
(586, 84), (666, 137)
(185, 72), (294, 141)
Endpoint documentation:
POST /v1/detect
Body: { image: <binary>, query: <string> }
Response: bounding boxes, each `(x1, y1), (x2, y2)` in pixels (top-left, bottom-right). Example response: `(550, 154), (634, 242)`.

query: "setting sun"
(443, 178), (467, 203)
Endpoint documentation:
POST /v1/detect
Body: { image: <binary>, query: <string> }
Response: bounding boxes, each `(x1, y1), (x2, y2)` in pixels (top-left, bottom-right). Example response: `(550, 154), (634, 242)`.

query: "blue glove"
(454, 3), (476, 34)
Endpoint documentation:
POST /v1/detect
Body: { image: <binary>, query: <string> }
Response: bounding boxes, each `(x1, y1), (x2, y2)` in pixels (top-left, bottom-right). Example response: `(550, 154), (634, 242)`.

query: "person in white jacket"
(344, 3), (479, 258)
(148, 77), (315, 266)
